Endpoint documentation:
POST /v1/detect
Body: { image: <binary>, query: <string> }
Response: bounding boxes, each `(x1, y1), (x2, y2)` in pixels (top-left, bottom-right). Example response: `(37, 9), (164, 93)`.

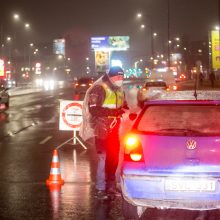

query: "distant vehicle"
(73, 77), (94, 94)
(0, 86), (9, 110)
(121, 100), (220, 219)
(176, 73), (187, 82)
(5, 79), (16, 88)
(137, 80), (177, 106)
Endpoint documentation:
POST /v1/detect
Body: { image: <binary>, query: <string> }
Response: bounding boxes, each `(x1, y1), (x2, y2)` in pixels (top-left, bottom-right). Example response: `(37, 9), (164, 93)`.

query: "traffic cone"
(46, 149), (64, 186)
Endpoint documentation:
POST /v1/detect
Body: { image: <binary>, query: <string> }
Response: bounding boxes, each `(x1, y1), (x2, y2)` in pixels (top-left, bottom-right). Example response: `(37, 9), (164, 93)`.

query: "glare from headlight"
(44, 80), (55, 90)
(35, 79), (43, 87)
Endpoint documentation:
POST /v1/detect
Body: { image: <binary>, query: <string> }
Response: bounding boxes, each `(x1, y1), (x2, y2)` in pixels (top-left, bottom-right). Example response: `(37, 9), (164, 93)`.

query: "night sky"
(0, 0), (219, 58)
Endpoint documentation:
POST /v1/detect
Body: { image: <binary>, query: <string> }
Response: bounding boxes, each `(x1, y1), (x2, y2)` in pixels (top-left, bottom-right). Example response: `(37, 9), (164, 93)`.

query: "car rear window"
(78, 78), (92, 83)
(145, 82), (166, 87)
(137, 105), (220, 136)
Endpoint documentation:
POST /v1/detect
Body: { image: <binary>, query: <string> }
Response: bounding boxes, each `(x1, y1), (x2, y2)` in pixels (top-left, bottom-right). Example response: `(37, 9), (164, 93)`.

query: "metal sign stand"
(56, 130), (87, 150)
(72, 130), (87, 149)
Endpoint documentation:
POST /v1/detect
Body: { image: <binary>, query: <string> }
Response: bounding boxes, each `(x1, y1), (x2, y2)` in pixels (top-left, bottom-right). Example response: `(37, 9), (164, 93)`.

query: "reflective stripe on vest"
(102, 84), (124, 109)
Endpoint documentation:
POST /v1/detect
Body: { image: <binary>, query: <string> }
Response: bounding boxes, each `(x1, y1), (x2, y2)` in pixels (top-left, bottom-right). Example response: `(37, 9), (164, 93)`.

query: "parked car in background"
(137, 80), (177, 107)
(73, 77), (94, 94)
(0, 85), (9, 110)
(121, 99), (220, 219)
(5, 79), (16, 88)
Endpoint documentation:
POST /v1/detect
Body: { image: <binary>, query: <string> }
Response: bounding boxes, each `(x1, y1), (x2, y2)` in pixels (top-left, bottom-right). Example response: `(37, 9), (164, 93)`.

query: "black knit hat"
(107, 66), (124, 77)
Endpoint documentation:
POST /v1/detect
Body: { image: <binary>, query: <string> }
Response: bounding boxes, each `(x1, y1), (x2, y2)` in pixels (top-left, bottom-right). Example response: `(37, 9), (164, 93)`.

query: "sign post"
(58, 100), (87, 150)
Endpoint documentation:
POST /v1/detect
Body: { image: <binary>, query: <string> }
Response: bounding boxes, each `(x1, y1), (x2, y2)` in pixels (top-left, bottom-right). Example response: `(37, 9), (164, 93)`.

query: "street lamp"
(136, 13), (142, 19)
(6, 37), (12, 62)
(25, 23), (30, 30)
(134, 59), (143, 69)
(6, 36), (12, 42)
(136, 13), (157, 61)
(13, 14), (20, 21)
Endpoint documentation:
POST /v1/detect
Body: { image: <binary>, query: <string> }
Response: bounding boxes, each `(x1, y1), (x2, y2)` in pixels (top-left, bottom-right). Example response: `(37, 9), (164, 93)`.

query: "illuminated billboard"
(91, 36), (129, 51)
(53, 39), (65, 56)
(0, 59), (5, 78)
(95, 51), (110, 72)
(211, 31), (220, 69)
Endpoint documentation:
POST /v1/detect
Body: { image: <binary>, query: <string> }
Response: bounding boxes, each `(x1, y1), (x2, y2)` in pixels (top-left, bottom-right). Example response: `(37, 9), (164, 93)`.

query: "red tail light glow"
(124, 134), (143, 162)
(130, 153), (142, 162)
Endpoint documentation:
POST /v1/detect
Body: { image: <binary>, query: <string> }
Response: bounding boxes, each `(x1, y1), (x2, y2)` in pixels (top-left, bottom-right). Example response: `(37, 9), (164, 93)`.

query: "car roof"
(143, 90), (220, 102)
(143, 99), (220, 105)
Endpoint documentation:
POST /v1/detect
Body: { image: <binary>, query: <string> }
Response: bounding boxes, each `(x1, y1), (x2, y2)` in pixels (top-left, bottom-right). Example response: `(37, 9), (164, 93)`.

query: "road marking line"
(40, 136), (52, 144)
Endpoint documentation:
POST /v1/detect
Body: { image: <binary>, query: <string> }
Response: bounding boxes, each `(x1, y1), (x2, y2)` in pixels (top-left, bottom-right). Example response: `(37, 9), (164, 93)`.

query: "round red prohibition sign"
(62, 102), (82, 129)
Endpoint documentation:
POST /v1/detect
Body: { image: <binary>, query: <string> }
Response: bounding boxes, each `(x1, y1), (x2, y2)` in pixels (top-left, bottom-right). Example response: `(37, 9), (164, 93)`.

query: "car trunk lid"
(140, 135), (220, 174)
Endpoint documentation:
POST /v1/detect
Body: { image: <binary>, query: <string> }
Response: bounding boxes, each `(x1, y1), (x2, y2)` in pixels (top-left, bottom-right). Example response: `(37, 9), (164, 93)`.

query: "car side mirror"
(129, 113), (137, 121)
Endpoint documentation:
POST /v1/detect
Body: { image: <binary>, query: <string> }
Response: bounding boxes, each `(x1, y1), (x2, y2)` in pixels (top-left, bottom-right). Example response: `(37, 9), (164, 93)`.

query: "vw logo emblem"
(186, 139), (197, 150)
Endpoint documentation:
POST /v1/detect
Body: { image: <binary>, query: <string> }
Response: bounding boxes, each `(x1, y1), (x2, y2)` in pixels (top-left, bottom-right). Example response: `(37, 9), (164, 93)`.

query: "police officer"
(80, 66), (127, 199)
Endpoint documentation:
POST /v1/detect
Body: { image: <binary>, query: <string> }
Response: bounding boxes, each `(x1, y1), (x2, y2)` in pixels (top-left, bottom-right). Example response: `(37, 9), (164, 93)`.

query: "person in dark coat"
(81, 66), (128, 199)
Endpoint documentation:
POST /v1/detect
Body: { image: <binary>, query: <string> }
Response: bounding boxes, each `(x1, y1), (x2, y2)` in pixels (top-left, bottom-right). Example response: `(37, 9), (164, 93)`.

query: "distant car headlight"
(35, 79), (43, 86)
(44, 80), (55, 90)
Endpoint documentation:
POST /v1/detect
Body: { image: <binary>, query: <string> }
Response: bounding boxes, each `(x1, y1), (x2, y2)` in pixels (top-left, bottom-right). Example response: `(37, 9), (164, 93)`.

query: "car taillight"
(75, 83), (79, 87)
(173, 85), (177, 90)
(89, 83), (93, 86)
(124, 134), (144, 162)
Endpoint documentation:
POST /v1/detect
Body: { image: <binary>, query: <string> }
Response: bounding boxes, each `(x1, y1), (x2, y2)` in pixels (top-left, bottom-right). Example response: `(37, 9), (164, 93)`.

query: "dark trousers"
(95, 124), (120, 190)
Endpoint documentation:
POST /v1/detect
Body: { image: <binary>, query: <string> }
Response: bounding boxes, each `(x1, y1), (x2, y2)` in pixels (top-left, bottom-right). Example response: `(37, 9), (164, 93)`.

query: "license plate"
(165, 179), (216, 192)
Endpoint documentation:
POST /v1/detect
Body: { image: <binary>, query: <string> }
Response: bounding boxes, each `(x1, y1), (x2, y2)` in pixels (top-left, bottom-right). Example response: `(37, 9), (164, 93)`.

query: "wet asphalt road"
(0, 83), (219, 219)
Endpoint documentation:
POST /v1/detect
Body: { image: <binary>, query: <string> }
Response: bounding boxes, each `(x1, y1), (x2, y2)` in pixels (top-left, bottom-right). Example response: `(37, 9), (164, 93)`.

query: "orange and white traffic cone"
(46, 149), (64, 186)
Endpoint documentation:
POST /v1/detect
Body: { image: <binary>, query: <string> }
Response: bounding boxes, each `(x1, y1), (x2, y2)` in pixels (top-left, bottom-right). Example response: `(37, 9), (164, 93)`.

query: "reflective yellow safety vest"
(102, 83), (124, 109)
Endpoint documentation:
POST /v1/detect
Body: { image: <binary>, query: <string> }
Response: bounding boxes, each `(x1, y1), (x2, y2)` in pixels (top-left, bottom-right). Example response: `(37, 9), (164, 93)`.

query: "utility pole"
(0, 24), (3, 57)
(167, 0), (170, 69)
(218, 0), (220, 71)
(150, 26), (154, 59)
